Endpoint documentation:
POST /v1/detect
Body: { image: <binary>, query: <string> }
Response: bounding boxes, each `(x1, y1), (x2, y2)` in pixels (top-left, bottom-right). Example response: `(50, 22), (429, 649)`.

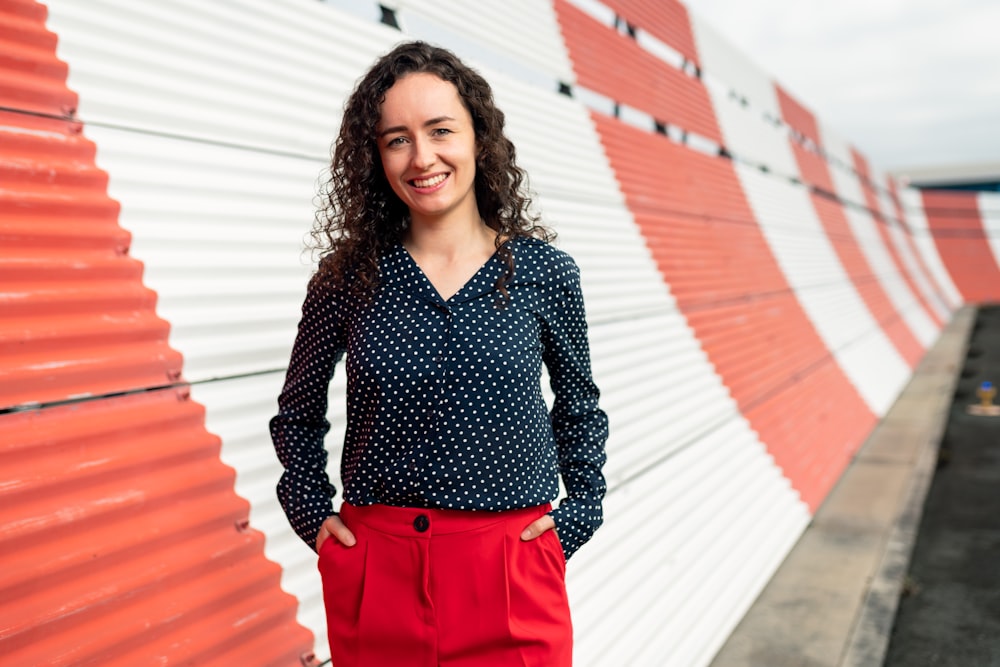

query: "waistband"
(340, 502), (551, 537)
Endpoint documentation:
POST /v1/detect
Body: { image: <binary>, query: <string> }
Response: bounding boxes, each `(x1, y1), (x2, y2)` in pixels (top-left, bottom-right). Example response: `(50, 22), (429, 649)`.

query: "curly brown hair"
(310, 40), (554, 299)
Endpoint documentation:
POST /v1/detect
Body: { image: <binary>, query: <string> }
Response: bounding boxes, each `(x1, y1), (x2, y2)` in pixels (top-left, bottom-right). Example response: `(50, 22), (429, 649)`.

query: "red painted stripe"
(851, 150), (944, 328)
(601, 0), (700, 66)
(554, 0), (721, 143)
(922, 190), (1000, 303)
(592, 114), (876, 511)
(775, 86), (922, 367)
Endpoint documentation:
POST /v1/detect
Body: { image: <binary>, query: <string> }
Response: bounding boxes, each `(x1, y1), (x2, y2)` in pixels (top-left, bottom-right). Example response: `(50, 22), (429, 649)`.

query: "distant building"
(894, 162), (1000, 192)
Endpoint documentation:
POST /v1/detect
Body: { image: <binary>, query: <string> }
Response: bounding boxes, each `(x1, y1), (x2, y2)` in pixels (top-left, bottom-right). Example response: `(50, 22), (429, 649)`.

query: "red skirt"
(318, 502), (572, 667)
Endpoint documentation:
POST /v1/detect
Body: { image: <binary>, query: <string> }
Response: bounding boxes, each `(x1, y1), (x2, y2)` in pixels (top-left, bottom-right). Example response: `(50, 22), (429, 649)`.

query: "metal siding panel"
(978, 191), (1000, 280)
(688, 12), (781, 120)
(592, 113), (877, 514)
(600, 0), (700, 66)
(852, 150), (944, 329)
(45, 0), (397, 155)
(898, 187), (965, 309)
(555, 0), (722, 143)
(1, 2), (315, 664)
(8, 1), (986, 666)
(876, 177), (952, 322)
(42, 2), (406, 660)
(822, 125), (941, 347)
(0, 0), (75, 116)
(77, 124), (322, 383)
(706, 85), (911, 416)
(475, 69), (810, 667)
(922, 189), (1000, 303)
(884, 177), (957, 318)
(774, 86), (926, 367)
(395, 0), (576, 85)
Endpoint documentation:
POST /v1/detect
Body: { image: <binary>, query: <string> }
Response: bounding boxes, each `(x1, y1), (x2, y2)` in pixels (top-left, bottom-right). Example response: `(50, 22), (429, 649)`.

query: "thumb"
(520, 515), (555, 541)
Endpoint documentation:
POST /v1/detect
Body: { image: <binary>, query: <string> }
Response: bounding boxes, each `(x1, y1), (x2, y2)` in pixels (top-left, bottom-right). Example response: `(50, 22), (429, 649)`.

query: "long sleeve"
(541, 259), (609, 560)
(270, 280), (347, 550)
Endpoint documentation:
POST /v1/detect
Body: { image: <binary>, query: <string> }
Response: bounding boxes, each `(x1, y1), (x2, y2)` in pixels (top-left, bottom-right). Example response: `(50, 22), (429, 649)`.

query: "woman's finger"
(519, 514), (556, 541)
(315, 514), (357, 550)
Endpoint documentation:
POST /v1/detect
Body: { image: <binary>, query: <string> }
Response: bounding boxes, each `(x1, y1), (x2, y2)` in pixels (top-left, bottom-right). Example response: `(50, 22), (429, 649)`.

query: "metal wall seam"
(921, 189), (1000, 303)
(707, 85), (910, 416)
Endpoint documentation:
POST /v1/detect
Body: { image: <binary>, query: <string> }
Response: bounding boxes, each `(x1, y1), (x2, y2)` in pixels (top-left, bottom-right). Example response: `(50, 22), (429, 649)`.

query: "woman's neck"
(405, 215), (496, 262)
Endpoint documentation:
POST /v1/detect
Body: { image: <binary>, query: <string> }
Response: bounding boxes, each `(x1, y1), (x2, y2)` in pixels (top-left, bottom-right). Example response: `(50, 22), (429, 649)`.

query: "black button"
(413, 515), (430, 532)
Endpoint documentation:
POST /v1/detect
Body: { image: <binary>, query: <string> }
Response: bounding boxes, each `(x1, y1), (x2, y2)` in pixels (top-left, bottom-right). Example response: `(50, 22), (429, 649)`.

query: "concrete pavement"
(709, 306), (978, 667)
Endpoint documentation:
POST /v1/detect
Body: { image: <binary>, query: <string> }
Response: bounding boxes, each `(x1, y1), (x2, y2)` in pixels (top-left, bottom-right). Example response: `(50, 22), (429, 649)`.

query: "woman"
(270, 41), (608, 667)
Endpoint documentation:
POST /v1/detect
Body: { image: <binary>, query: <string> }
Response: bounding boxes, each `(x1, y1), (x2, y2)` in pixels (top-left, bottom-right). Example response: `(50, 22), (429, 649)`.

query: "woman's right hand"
(316, 514), (357, 551)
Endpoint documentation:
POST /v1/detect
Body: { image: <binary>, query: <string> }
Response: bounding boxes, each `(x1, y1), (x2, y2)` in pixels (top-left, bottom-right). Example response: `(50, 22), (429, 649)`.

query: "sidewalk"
(709, 306), (978, 667)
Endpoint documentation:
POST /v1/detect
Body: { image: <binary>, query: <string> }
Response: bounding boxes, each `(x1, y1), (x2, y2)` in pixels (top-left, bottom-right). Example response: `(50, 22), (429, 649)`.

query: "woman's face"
(376, 72), (479, 227)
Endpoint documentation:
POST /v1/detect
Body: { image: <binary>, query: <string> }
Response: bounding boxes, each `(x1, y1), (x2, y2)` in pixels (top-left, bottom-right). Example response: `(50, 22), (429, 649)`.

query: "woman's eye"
(386, 136), (406, 147)
(432, 128), (452, 137)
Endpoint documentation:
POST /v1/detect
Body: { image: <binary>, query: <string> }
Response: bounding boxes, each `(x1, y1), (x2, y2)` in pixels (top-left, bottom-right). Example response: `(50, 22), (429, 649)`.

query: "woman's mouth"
(410, 173), (448, 189)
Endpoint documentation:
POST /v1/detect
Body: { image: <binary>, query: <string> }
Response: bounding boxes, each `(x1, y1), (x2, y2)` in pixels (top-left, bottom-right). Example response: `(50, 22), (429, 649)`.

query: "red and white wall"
(2, 0), (998, 665)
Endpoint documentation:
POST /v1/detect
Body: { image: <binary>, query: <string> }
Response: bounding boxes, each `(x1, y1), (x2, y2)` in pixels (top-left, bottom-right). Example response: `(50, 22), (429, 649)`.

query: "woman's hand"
(315, 514), (357, 551)
(519, 514), (556, 542)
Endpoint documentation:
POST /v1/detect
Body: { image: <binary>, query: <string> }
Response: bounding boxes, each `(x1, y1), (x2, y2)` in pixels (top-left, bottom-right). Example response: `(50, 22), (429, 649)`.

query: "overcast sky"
(683, 0), (1000, 174)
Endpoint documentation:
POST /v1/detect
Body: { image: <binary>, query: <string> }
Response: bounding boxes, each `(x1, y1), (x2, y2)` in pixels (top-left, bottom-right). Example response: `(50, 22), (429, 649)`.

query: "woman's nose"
(411, 137), (435, 170)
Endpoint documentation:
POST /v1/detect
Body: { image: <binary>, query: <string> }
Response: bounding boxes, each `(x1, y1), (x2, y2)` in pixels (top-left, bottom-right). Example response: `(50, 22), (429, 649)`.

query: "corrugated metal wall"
(0, 1), (314, 665)
(2, 0), (999, 665)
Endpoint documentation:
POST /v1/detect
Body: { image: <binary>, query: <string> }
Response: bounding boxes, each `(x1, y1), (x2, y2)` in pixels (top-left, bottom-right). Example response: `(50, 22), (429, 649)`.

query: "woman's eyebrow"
(378, 115), (457, 137)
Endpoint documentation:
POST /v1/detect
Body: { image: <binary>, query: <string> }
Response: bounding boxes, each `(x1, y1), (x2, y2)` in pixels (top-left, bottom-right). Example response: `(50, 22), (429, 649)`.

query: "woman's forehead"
(378, 73), (469, 126)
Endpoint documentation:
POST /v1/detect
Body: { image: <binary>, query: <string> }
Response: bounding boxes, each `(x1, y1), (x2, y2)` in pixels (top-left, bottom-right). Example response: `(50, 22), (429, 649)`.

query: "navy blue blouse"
(270, 236), (608, 559)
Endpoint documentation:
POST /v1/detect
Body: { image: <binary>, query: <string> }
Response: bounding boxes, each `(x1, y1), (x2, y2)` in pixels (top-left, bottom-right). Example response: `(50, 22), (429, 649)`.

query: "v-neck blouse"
(270, 237), (608, 559)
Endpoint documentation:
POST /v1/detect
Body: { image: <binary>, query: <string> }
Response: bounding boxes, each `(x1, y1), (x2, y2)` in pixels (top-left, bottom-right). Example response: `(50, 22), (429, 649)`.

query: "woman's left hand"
(520, 514), (557, 541)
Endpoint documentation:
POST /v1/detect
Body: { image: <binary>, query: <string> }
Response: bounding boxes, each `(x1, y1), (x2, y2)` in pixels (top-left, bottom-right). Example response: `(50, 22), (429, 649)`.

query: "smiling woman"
(269, 42), (609, 667)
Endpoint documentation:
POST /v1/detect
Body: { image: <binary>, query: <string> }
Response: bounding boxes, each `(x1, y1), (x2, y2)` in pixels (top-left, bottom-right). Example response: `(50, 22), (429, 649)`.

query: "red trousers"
(318, 502), (572, 667)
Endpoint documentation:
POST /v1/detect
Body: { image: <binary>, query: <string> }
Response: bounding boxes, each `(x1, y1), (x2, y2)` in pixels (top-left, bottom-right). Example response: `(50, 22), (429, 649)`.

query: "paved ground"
(709, 306), (981, 667)
(883, 305), (1000, 667)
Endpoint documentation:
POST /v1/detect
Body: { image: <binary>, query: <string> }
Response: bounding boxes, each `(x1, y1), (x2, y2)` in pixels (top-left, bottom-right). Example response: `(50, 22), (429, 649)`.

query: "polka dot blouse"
(270, 236), (608, 560)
